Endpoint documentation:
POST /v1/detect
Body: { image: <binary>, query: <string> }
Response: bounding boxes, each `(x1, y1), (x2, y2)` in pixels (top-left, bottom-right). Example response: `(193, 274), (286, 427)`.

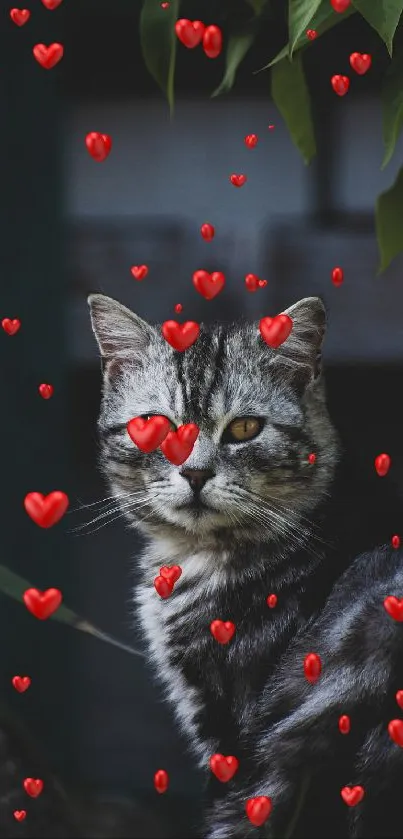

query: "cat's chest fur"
(135, 538), (307, 768)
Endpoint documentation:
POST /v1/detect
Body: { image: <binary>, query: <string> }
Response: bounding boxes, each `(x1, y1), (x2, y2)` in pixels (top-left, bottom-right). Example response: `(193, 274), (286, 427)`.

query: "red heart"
(266, 594), (277, 608)
(306, 29), (317, 40)
(192, 270), (225, 300)
(175, 19), (205, 48)
(160, 423), (199, 466)
(331, 0), (351, 10)
(23, 588), (62, 620)
(160, 2), (170, 7)
(41, 0), (63, 7)
(341, 786), (364, 807)
(392, 535), (401, 549)
(230, 174), (247, 187)
(259, 314), (293, 349)
(10, 8), (30, 26)
(23, 778), (44, 798)
(331, 74), (350, 96)
(85, 132), (112, 162)
(210, 754), (239, 782)
(375, 453), (391, 477)
(202, 25), (223, 59)
(24, 491), (69, 528)
(38, 383), (54, 400)
(160, 565), (182, 585)
(245, 797), (272, 827)
(127, 416), (171, 453)
(2, 318), (21, 335)
(154, 769), (169, 793)
(303, 652), (322, 684)
(244, 134), (258, 148)
(332, 266), (344, 286)
(162, 320), (200, 351)
(33, 43), (64, 69)
(384, 596), (403, 621)
(338, 714), (351, 734)
(396, 690), (403, 709)
(388, 719), (403, 747)
(210, 620), (235, 645)
(12, 675), (31, 693)
(130, 264), (148, 280)
(154, 576), (174, 599)
(200, 223), (215, 241)
(245, 273), (267, 292)
(13, 811), (26, 822)
(349, 52), (372, 75)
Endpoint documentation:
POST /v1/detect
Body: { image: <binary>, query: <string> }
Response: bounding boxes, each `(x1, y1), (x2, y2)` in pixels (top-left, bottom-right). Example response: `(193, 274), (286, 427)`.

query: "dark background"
(1, 1), (403, 836)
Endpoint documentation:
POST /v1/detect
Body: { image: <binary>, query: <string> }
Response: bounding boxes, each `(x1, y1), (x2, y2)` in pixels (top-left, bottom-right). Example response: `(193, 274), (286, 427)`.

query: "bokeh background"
(2, 0), (403, 836)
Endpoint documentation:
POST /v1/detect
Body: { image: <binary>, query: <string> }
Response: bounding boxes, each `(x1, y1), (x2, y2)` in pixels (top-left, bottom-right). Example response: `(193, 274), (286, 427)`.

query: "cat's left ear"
(88, 294), (155, 364)
(275, 296), (326, 381)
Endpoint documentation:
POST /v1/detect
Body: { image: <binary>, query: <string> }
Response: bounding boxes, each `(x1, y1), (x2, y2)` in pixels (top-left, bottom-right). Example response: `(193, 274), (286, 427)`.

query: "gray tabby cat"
(88, 293), (403, 839)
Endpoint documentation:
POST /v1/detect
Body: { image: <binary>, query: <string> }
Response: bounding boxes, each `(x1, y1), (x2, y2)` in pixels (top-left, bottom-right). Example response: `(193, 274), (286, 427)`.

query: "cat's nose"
(180, 468), (215, 492)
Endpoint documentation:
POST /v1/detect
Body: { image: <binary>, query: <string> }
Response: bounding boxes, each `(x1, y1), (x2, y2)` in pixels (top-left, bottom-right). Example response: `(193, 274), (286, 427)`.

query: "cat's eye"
(222, 417), (263, 444)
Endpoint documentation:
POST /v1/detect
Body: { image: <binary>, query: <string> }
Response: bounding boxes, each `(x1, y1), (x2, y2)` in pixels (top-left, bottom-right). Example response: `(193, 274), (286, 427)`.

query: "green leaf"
(0, 562), (144, 658)
(264, 1), (356, 70)
(381, 50), (403, 168)
(351, 0), (403, 55)
(139, 0), (180, 112)
(375, 166), (403, 271)
(212, 30), (256, 97)
(288, 0), (322, 56)
(271, 53), (316, 163)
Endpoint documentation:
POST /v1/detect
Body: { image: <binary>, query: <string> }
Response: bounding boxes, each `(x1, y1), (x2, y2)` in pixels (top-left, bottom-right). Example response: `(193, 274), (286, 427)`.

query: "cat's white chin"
(158, 504), (231, 534)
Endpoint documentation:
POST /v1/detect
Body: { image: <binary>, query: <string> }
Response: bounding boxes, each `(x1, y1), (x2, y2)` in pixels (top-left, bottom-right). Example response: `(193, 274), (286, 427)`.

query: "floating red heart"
(41, 0), (64, 7)
(306, 29), (317, 40)
(24, 491), (69, 528)
(162, 320), (200, 351)
(230, 174), (247, 187)
(160, 565), (182, 586)
(244, 134), (258, 148)
(341, 786), (364, 807)
(259, 314), (293, 349)
(203, 25), (222, 59)
(154, 769), (169, 793)
(210, 754), (239, 782)
(174, 303), (183, 313)
(308, 453), (316, 465)
(396, 690), (403, 709)
(192, 270), (225, 300)
(23, 588), (62, 620)
(33, 43), (64, 69)
(375, 453), (391, 476)
(331, 75), (350, 96)
(266, 594), (277, 608)
(130, 264), (148, 280)
(160, 2), (170, 7)
(332, 266), (344, 286)
(85, 132), (112, 162)
(154, 576), (174, 599)
(384, 596), (403, 622)
(127, 416), (171, 453)
(13, 811), (26, 822)
(2, 318), (21, 335)
(303, 652), (322, 684)
(23, 778), (44, 798)
(12, 675), (31, 693)
(210, 620), (235, 645)
(245, 797), (272, 827)
(38, 383), (54, 399)
(388, 719), (403, 747)
(338, 714), (351, 734)
(349, 52), (372, 75)
(331, 0), (351, 11)
(175, 19), (205, 48)
(10, 8), (30, 26)
(392, 535), (401, 549)
(245, 274), (266, 292)
(160, 423), (199, 466)
(200, 223), (215, 241)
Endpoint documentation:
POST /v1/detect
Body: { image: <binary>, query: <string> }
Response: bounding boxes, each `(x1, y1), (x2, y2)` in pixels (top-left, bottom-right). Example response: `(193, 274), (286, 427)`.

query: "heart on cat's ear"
(266, 297), (326, 382)
(88, 294), (155, 363)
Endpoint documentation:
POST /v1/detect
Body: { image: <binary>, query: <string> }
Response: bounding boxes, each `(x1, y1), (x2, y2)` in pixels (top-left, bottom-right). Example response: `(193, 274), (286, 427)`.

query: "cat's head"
(88, 294), (339, 548)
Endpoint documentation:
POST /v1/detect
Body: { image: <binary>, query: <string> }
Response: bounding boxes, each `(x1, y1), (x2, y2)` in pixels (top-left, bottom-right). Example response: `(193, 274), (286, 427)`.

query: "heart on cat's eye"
(210, 620), (235, 644)
(210, 753), (239, 782)
(160, 423), (199, 466)
(259, 314), (293, 348)
(192, 270), (225, 300)
(127, 416), (172, 453)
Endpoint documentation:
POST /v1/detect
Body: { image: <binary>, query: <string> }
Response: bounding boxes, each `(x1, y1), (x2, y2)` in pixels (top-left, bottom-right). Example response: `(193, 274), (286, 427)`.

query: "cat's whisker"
(69, 495), (151, 534)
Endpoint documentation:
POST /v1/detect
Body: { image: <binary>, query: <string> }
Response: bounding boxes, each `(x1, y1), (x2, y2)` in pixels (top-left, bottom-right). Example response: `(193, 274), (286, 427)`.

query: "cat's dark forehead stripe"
(173, 327), (225, 422)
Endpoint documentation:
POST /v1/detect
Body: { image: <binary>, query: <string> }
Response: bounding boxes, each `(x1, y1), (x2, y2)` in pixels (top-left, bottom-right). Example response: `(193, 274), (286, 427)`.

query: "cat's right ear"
(88, 295), (155, 367)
